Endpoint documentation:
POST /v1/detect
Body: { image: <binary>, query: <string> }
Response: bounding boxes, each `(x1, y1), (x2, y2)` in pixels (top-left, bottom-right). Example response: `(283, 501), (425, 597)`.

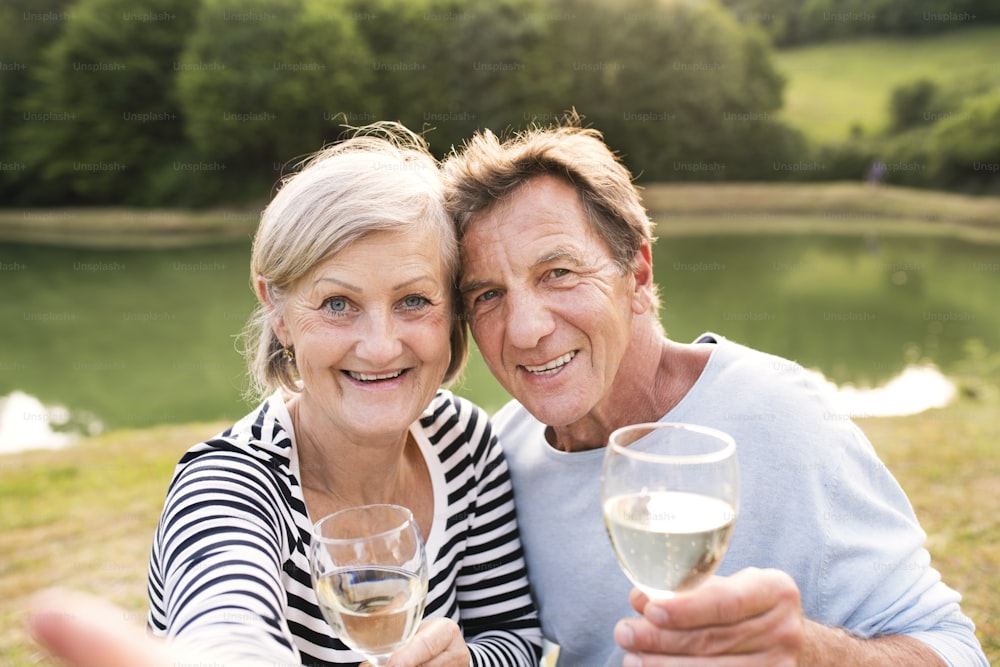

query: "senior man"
(441, 119), (987, 667)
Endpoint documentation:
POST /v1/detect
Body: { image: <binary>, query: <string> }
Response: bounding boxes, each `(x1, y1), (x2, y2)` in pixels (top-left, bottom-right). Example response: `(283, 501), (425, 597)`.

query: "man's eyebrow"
(459, 278), (490, 296)
(533, 248), (581, 268)
(460, 249), (584, 295)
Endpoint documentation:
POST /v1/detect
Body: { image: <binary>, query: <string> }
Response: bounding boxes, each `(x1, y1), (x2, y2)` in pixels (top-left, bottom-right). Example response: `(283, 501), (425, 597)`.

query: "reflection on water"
(811, 364), (955, 418)
(0, 391), (103, 454)
(0, 365), (955, 454)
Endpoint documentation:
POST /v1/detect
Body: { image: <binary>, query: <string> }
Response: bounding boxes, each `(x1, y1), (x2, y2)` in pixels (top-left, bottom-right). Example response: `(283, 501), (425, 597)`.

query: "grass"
(1, 402), (996, 664)
(773, 26), (1000, 142)
(0, 421), (228, 665)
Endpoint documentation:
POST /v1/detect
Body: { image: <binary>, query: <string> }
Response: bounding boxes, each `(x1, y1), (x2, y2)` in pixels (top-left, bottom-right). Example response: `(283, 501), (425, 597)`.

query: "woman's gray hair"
(241, 122), (466, 401)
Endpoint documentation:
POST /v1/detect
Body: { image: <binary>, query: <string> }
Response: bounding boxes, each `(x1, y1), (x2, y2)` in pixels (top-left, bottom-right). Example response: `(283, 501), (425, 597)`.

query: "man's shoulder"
(703, 335), (828, 397)
(492, 399), (535, 435)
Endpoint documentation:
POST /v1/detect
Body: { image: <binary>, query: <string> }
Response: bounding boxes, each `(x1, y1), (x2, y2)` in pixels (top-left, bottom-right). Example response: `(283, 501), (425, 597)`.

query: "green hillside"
(774, 26), (1000, 142)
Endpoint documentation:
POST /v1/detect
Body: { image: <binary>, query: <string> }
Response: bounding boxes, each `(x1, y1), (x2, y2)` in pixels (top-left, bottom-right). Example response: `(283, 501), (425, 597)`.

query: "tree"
(12, 0), (199, 204)
(720, 0), (1000, 45)
(345, 0), (563, 157)
(0, 0), (75, 203)
(175, 0), (376, 199)
(534, 0), (801, 180)
(930, 90), (1000, 191)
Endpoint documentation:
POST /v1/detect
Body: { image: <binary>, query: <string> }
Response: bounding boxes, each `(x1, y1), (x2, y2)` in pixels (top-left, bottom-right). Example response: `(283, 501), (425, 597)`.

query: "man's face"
(460, 175), (645, 427)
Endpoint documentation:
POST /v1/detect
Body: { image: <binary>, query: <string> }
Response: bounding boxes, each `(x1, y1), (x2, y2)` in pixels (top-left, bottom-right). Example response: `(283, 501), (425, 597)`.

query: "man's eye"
(550, 268), (570, 278)
(324, 296), (348, 313)
(402, 295), (429, 309)
(476, 289), (500, 304)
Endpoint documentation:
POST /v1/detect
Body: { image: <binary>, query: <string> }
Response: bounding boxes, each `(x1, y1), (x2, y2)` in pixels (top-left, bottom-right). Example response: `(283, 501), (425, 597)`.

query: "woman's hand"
(28, 588), (205, 667)
(363, 617), (470, 667)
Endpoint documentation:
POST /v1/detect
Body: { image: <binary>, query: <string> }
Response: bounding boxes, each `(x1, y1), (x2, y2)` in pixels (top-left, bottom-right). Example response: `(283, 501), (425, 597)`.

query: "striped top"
(147, 390), (542, 666)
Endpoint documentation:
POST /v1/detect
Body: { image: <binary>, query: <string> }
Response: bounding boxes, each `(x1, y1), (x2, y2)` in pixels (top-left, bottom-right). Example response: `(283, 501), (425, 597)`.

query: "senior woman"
(28, 125), (541, 667)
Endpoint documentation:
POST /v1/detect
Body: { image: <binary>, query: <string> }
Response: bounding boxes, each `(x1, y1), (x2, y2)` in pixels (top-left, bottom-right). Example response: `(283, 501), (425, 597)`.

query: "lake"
(1, 227), (998, 450)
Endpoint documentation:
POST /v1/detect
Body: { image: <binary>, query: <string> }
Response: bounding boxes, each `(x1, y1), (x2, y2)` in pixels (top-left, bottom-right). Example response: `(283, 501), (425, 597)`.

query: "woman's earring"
(282, 346), (295, 363)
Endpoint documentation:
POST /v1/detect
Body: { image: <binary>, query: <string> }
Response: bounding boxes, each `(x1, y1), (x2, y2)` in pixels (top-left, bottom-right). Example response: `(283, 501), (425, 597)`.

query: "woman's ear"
(630, 242), (655, 315)
(254, 276), (290, 346)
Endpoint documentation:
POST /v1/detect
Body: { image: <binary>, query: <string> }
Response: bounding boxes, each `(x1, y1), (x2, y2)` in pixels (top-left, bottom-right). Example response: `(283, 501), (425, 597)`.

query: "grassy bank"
(1, 400), (996, 664)
(4, 182), (1000, 249)
(0, 208), (259, 247)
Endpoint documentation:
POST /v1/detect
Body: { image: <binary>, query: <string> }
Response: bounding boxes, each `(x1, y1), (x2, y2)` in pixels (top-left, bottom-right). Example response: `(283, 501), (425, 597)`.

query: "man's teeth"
(348, 370), (404, 382)
(524, 352), (576, 375)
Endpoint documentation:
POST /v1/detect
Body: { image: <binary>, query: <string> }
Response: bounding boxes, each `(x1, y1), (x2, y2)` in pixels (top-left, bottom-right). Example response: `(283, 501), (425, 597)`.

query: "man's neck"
(547, 329), (711, 452)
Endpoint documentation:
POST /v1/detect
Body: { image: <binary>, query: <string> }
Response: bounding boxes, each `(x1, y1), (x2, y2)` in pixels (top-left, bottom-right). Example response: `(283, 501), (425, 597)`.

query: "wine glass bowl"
(310, 504), (428, 666)
(602, 422), (739, 599)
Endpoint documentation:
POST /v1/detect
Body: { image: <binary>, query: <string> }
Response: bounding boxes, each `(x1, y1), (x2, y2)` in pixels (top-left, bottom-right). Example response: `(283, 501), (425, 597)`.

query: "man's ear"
(254, 275), (290, 345)
(631, 241), (655, 315)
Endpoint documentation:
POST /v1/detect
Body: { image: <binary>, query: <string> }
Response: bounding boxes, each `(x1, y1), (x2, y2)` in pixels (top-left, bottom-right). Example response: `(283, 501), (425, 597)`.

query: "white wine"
(604, 491), (736, 596)
(315, 566), (426, 658)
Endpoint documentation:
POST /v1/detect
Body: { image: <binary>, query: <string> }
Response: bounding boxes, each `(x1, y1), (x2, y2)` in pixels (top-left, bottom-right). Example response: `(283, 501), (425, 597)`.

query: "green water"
(1, 231), (998, 431)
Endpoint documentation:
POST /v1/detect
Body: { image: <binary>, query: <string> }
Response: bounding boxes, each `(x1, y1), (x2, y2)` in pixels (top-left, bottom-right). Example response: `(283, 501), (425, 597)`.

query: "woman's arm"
(149, 451), (300, 665)
(30, 588), (265, 667)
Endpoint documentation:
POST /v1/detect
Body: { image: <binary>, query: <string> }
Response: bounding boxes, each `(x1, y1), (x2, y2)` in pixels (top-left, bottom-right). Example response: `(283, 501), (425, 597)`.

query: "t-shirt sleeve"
(812, 422), (987, 666)
(147, 450), (301, 666)
(452, 400), (543, 666)
(700, 344), (987, 666)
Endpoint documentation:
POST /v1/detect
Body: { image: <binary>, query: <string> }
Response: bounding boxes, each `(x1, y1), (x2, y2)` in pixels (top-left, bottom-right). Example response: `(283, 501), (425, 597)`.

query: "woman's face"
(273, 228), (453, 442)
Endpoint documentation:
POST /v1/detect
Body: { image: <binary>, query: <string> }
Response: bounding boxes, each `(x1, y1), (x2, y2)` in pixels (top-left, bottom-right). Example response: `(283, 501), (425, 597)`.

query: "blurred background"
(2, 0), (999, 437)
(1, 0), (998, 663)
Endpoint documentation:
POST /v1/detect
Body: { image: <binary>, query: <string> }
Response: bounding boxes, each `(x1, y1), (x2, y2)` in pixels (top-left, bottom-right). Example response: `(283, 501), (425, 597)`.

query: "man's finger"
(642, 568), (799, 630)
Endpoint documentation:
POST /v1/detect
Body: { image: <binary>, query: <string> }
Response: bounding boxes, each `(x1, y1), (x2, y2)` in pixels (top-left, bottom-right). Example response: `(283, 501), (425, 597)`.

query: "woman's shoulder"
(420, 389), (490, 428)
(418, 390), (497, 459)
(171, 396), (294, 488)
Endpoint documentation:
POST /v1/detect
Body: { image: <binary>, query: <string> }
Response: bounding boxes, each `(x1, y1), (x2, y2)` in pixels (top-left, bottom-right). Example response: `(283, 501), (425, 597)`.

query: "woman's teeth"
(348, 370), (404, 382)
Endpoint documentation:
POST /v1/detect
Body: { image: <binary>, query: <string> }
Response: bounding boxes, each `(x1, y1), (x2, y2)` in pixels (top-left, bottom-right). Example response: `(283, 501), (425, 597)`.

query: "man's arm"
(615, 569), (951, 667)
(801, 620), (944, 667)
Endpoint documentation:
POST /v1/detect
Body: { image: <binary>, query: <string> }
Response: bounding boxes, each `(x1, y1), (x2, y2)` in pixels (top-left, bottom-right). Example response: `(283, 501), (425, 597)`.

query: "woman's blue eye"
(325, 297), (348, 312)
(403, 295), (429, 309)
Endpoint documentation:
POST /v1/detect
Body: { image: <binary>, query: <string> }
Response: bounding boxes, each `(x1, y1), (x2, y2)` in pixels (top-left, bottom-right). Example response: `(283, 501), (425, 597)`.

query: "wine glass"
(310, 504), (428, 666)
(602, 422), (739, 599)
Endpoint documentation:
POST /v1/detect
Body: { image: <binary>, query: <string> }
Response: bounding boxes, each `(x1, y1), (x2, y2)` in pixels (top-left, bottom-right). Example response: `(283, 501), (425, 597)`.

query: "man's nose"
(505, 289), (556, 350)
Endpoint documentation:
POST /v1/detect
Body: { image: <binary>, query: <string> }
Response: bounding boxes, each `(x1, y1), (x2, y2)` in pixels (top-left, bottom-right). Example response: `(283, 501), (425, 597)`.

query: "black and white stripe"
(148, 390), (542, 666)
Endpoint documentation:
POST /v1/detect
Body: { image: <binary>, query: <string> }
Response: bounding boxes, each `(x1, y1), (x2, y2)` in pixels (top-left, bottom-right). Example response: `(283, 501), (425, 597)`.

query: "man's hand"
(613, 567), (804, 666)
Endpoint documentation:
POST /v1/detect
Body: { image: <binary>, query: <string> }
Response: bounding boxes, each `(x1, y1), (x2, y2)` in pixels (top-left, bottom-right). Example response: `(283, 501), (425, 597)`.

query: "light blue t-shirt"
(496, 334), (986, 667)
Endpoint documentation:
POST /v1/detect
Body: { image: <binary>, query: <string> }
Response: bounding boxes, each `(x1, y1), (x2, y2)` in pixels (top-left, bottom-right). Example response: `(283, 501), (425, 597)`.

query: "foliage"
(0, 0), (74, 202)
(539, 0), (803, 180)
(344, 0), (561, 155)
(2, 0), (999, 204)
(929, 89), (1000, 190)
(9, 0), (199, 205)
(170, 0), (375, 204)
(721, 0), (1000, 46)
(774, 30), (1000, 190)
(888, 78), (942, 132)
